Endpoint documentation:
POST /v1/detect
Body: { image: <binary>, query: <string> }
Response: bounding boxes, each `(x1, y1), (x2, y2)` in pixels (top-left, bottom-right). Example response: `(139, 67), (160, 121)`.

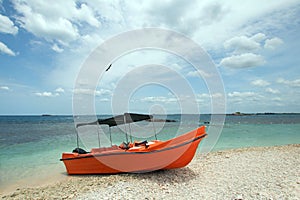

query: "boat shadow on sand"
(126, 167), (197, 184)
(64, 167), (197, 186)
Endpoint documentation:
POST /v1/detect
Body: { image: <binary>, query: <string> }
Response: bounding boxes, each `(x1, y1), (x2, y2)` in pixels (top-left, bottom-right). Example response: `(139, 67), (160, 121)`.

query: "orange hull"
(61, 126), (206, 174)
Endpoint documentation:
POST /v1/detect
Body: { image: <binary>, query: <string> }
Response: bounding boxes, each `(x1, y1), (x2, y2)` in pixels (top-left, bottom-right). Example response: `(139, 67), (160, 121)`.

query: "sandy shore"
(1, 144), (299, 199)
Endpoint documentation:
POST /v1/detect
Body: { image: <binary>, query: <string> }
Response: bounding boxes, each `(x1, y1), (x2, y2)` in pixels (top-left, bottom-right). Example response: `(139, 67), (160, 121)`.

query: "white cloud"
(196, 93), (224, 104)
(52, 44), (64, 53)
(73, 88), (94, 95)
(220, 53), (265, 68)
(228, 91), (257, 98)
(74, 3), (101, 28)
(271, 97), (282, 101)
(266, 88), (280, 94)
(251, 79), (270, 87)
(35, 88), (64, 97)
(140, 96), (177, 103)
(55, 87), (65, 93)
(98, 98), (109, 102)
(19, 15), (78, 45)
(227, 91), (264, 105)
(35, 91), (59, 97)
(187, 70), (212, 78)
(95, 89), (112, 96)
(13, 0), (297, 52)
(0, 14), (18, 35)
(169, 63), (183, 71)
(224, 35), (261, 53)
(12, 1), (102, 47)
(264, 37), (283, 50)
(73, 88), (112, 96)
(197, 93), (223, 99)
(0, 41), (16, 56)
(277, 78), (300, 87)
(0, 86), (10, 90)
(250, 33), (266, 43)
(14, 1), (79, 45)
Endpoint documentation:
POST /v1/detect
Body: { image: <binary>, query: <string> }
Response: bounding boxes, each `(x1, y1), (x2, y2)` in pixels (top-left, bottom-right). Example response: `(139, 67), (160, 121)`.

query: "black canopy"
(76, 113), (153, 128)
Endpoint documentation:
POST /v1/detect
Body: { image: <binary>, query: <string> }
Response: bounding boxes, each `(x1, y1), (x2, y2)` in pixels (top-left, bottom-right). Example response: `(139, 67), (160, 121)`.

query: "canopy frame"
(75, 113), (154, 148)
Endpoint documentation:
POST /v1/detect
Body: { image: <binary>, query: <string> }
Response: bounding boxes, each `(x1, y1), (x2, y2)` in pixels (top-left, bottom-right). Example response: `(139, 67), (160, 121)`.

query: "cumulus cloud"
(73, 88), (94, 95)
(264, 37), (283, 50)
(0, 41), (16, 56)
(16, 10), (79, 44)
(146, 0), (193, 29)
(55, 87), (65, 93)
(200, 2), (229, 25)
(99, 98), (109, 102)
(74, 3), (101, 28)
(0, 86), (10, 90)
(224, 35), (261, 53)
(228, 91), (257, 98)
(35, 91), (59, 97)
(140, 96), (177, 103)
(12, 1), (102, 45)
(227, 91), (263, 104)
(0, 14), (18, 35)
(196, 93), (224, 103)
(186, 70), (212, 78)
(221, 33), (283, 70)
(250, 33), (266, 43)
(266, 88), (280, 94)
(277, 78), (300, 87)
(220, 53), (265, 68)
(95, 89), (112, 96)
(35, 88), (66, 97)
(271, 97), (282, 101)
(73, 88), (112, 96)
(251, 79), (270, 87)
(52, 44), (64, 53)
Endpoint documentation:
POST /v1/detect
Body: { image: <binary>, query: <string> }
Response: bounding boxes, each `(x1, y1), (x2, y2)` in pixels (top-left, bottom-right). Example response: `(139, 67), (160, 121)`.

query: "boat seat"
(119, 142), (133, 150)
(134, 140), (149, 148)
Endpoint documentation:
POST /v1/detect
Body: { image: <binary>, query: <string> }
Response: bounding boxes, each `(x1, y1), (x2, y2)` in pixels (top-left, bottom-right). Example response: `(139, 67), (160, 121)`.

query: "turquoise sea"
(0, 114), (300, 192)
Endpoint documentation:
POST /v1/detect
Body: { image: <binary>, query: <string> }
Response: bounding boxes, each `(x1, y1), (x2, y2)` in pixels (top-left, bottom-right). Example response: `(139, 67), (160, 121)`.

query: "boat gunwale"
(60, 133), (207, 161)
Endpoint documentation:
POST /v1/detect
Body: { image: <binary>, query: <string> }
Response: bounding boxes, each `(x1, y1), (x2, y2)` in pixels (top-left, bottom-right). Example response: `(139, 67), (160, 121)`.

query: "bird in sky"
(106, 64), (112, 71)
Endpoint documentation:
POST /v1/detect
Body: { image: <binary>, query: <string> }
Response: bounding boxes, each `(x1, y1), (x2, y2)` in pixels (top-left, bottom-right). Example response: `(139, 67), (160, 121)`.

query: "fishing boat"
(60, 113), (207, 174)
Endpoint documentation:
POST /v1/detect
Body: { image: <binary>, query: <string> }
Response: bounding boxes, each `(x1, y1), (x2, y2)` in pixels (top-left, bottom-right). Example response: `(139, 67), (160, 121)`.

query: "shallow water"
(0, 114), (299, 193)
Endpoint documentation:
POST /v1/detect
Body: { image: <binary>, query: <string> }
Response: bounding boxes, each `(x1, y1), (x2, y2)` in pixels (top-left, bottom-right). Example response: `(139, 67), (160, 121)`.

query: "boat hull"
(61, 126), (206, 174)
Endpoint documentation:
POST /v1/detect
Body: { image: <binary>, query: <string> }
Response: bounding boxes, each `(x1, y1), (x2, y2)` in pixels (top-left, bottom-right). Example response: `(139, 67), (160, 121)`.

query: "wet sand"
(1, 144), (299, 199)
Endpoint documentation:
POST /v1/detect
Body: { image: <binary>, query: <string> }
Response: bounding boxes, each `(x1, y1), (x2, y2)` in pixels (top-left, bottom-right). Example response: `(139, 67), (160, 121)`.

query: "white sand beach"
(1, 144), (299, 200)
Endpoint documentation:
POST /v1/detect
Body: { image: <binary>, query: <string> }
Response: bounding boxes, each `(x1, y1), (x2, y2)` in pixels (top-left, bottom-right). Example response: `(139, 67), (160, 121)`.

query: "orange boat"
(60, 113), (207, 174)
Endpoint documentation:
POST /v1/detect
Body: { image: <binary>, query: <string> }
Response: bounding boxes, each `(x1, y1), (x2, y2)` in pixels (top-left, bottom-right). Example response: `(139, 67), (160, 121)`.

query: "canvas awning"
(76, 113), (153, 128)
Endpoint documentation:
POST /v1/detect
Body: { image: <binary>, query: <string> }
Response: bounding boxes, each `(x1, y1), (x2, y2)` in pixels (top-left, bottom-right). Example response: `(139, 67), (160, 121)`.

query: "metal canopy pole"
(125, 113), (133, 143)
(128, 123), (133, 143)
(96, 124), (101, 148)
(76, 128), (79, 149)
(151, 117), (158, 140)
(123, 114), (129, 143)
(109, 126), (112, 146)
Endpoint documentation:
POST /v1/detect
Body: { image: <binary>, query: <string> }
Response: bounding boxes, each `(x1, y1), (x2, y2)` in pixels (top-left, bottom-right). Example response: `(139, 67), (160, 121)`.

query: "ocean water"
(0, 114), (299, 193)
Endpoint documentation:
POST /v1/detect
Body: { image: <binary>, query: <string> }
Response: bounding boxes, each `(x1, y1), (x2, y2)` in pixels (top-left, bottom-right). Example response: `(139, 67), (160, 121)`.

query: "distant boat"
(60, 113), (207, 174)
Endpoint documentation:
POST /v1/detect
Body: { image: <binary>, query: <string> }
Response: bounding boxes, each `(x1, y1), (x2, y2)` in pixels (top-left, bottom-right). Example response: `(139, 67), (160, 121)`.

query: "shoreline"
(1, 144), (299, 199)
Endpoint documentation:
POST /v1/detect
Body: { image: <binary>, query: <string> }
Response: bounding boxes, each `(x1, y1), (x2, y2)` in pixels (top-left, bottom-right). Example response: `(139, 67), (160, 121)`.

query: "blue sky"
(0, 0), (299, 115)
